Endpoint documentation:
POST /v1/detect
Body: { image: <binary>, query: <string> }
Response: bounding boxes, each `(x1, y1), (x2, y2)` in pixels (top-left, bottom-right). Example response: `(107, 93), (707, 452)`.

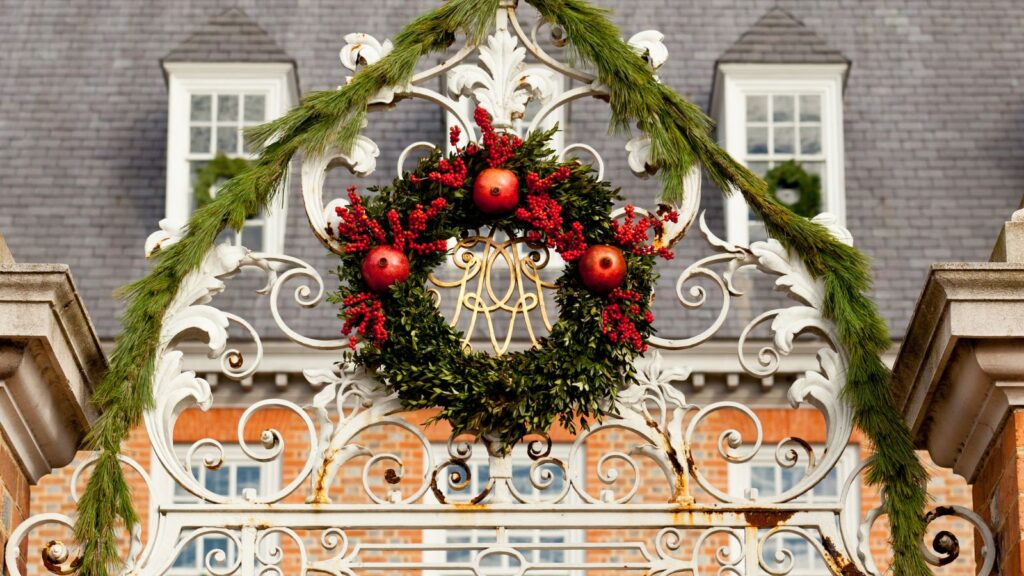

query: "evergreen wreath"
(331, 108), (675, 447)
(75, 1), (931, 574)
(764, 160), (822, 219)
(192, 153), (251, 209)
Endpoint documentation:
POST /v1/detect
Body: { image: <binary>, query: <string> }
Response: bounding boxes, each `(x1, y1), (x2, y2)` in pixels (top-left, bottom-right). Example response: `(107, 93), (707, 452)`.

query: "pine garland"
(73, 1), (929, 575)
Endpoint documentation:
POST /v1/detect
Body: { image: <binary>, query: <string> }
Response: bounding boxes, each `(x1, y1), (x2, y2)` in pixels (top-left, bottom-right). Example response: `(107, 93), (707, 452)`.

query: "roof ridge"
(717, 6), (849, 66)
(162, 7), (294, 65)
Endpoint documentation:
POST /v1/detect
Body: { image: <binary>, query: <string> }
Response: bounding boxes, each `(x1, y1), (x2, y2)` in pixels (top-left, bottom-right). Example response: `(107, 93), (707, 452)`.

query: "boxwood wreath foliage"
(764, 160), (822, 219)
(192, 153), (252, 209)
(74, 1), (931, 575)
(331, 109), (674, 446)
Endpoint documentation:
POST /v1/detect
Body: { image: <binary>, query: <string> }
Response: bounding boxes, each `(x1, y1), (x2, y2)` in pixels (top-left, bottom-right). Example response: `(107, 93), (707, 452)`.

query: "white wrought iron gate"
(5, 3), (992, 575)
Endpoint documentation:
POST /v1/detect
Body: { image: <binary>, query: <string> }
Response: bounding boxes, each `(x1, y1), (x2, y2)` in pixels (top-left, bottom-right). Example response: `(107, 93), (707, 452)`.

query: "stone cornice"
(894, 262), (1024, 481)
(0, 263), (105, 482)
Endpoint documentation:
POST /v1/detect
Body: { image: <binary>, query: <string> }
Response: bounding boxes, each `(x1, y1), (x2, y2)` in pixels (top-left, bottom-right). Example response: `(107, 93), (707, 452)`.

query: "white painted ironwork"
(4, 4), (992, 576)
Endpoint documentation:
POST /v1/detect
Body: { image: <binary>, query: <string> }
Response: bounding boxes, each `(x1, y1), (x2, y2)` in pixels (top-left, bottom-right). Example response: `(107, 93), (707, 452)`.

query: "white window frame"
(423, 443), (583, 576)
(149, 443), (282, 575)
(164, 62), (298, 254)
(727, 444), (860, 575)
(713, 64), (847, 246)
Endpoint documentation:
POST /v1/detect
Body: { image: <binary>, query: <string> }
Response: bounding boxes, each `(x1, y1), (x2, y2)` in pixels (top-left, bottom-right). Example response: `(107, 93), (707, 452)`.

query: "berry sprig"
(515, 181), (587, 262)
(525, 166), (572, 194)
(611, 205), (678, 260)
(411, 156), (468, 189)
(332, 186), (388, 253)
(474, 106), (522, 167)
(334, 187), (448, 255)
(341, 292), (388, 349)
(600, 288), (655, 353)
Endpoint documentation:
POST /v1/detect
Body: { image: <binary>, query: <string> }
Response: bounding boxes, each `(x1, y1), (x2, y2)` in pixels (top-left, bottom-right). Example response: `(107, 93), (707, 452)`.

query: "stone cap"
(0, 263), (106, 482)
(894, 262), (1024, 481)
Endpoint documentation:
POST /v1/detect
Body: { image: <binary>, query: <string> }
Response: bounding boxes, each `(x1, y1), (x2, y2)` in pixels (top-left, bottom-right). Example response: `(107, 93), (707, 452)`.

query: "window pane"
(774, 126), (795, 155)
(244, 95), (266, 123)
(799, 95), (821, 122)
(803, 162), (826, 194)
(747, 126), (768, 155)
(241, 224), (264, 251)
(747, 161), (770, 177)
(205, 536), (232, 566)
(772, 95), (794, 122)
(751, 466), (776, 494)
(190, 94), (212, 122)
(746, 95), (768, 123)
(800, 125), (822, 155)
(815, 467), (839, 497)
(217, 94), (239, 122)
(781, 466), (802, 491)
(512, 467), (532, 494)
(174, 541), (197, 568)
(189, 126), (211, 154)
(217, 127), (239, 155)
(237, 466), (261, 493)
(205, 466), (230, 494)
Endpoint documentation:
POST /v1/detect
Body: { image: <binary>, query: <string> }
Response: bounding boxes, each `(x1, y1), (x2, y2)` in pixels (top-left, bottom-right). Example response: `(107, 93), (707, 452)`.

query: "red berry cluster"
(514, 169), (587, 262)
(601, 288), (655, 353)
(387, 197), (449, 254)
(449, 125), (461, 148)
(412, 156), (468, 189)
(525, 166), (572, 194)
(332, 186), (387, 253)
(611, 205), (678, 259)
(341, 292), (388, 349)
(333, 186), (448, 256)
(474, 106), (522, 167)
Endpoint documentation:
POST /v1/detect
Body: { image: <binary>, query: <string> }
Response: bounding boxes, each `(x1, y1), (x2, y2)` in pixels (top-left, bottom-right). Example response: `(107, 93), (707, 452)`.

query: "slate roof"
(163, 8), (295, 65)
(1, 1), (1022, 341)
(717, 7), (849, 66)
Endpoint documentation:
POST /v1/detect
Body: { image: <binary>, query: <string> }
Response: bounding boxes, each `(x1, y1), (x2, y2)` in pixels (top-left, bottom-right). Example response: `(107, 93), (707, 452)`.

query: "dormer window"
(711, 8), (849, 245)
(162, 8), (298, 253)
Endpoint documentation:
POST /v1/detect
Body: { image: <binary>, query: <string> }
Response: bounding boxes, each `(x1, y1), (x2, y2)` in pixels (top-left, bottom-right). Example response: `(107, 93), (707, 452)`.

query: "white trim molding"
(712, 63), (848, 246)
(163, 62), (298, 254)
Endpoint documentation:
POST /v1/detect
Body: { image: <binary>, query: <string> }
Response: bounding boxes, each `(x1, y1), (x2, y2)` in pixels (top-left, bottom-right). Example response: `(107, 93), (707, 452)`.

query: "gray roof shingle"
(162, 8), (295, 65)
(1, 1), (1022, 340)
(717, 7), (850, 66)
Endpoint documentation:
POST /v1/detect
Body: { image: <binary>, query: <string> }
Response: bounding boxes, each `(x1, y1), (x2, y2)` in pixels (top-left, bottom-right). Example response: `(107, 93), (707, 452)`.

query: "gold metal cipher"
(428, 227), (558, 356)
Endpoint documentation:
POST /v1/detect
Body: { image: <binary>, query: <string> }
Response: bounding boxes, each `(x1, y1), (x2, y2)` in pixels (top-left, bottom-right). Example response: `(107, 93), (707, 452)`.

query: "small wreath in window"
(764, 160), (822, 219)
(329, 108), (677, 449)
(193, 153), (252, 209)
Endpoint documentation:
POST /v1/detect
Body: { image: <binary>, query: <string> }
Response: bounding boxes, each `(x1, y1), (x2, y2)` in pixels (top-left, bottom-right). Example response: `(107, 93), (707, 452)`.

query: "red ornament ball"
(472, 168), (520, 215)
(579, 245), (627, 294)
(361, 246), (410, 293)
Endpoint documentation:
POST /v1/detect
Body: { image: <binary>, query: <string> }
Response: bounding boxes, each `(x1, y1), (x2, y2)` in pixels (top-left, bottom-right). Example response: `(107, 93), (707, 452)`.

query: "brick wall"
(27, 407), (976, 575)
(973, 410), (1024, 576)
(0, 434), (30, 575)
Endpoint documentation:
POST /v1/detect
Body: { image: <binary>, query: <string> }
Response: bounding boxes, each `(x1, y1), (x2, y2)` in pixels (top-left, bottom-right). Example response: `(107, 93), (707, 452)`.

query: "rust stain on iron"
(384, 468), (401, 485)
(820, 536), (866, 576)
(429, 467), (448, 504)
(923, 506), (961, 566)
(644, 416), (693, 506)
(310, 448), (338, 504)
(742, 508), (795, 529)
